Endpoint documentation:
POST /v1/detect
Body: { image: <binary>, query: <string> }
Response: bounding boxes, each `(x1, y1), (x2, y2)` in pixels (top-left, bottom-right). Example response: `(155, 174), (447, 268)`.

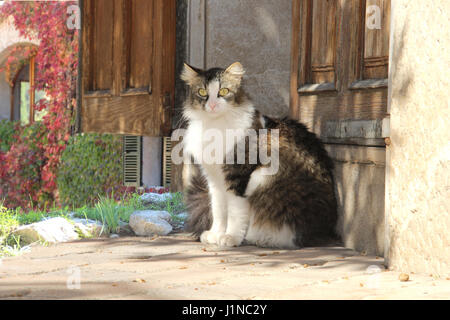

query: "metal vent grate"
(123, 135), (142, 187)
(162, 137), (172, 188)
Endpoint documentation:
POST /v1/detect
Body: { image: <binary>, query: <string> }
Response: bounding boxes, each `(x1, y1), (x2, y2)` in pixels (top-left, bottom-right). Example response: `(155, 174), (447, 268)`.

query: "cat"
(180, 62), (339, 248)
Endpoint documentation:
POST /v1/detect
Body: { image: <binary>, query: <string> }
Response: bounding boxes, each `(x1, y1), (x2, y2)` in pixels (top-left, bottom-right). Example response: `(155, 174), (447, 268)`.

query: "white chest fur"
(183, 105), (255, 166)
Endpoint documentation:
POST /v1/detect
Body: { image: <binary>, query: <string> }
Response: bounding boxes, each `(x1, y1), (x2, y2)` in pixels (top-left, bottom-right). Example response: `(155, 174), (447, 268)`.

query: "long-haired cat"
(180, 62), (338, 248)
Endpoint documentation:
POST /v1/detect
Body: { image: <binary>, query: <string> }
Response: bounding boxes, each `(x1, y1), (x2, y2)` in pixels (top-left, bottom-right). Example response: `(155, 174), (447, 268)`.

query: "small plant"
(71, 193), (145, 234)
(57, 133), (123, 208)
(0, 203), (18, 240)
(94, 196), (121, 234)
(0, 202), (25, 257)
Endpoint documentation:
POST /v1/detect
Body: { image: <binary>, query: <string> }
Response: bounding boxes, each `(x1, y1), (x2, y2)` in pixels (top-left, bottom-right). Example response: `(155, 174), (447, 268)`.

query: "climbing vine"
(0, 1), (79, 208)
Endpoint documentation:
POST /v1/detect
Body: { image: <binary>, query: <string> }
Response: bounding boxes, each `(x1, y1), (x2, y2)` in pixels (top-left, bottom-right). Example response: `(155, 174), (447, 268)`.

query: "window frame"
(10, 55), (38, 125)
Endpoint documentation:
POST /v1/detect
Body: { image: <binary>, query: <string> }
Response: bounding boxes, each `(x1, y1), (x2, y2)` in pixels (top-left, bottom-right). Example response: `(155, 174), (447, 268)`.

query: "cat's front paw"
(218, 234), (243, 248)
(200, 231), (221, 245)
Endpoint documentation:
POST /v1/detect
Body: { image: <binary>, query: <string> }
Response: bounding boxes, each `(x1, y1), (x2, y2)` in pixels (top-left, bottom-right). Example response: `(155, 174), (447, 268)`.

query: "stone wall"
(386, 0), (450, 275)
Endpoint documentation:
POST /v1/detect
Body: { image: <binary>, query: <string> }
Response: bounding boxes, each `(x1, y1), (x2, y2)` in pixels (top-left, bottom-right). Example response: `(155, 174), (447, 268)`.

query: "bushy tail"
(184, 165), (212, 238)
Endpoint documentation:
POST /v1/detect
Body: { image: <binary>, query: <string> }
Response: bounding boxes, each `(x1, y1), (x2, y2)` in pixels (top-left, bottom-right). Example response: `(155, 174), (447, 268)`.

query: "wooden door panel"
(362, 0), (390, 79)
(125, 0), (154, 92)
(79, 0), (175, 136)
(291, 0), (390, 145)
(86, 0), (114, 93)
(310, 0), (337, 84)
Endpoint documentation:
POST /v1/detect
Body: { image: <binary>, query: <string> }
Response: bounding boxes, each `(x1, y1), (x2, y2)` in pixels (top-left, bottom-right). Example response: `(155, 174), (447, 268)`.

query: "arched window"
(11, 56), (47, 125)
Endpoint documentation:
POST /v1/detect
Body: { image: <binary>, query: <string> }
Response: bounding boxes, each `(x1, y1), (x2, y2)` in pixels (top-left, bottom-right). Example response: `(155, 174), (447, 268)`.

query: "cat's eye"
(219, 88), (230, 96)
(198, 88), (208, 97)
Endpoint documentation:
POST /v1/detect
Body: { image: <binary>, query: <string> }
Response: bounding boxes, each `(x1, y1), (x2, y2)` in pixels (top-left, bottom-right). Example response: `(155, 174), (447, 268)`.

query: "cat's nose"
(209, 102), (217, 110)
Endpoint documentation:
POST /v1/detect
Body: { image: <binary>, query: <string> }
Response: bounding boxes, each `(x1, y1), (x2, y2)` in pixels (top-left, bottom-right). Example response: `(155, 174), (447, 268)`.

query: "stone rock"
(72, 218), (105, 238)
(176, 212), (189, 221)
(140, 192), (173, 204)
(129, 211), (173, 236)
(13, 217), (79, 244)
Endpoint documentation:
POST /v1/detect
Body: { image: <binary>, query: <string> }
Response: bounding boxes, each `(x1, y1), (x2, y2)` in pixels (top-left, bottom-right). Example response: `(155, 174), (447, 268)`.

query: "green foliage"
(57, 134), (123, 208)
(72, 193), (145, 234)
(146, 192), (185, 214)
(0, 120), (17, 152)
(0, 202), (22, 257)
(0, 203), (18, 241)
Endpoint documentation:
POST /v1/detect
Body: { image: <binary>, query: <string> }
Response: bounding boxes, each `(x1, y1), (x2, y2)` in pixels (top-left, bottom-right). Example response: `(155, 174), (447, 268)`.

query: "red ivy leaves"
(0, 122), (49, 208)
(0, 1), (79, 208)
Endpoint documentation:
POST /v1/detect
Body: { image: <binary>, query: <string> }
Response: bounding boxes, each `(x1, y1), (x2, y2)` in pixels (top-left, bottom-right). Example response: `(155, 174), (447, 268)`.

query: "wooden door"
(291, 0), (390, 146)
(78, 0), (175, 136)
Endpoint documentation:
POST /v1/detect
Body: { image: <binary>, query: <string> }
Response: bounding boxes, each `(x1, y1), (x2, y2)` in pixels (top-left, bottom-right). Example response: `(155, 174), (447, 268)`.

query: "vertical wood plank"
(310, 0), (337, 84)
(126, 0), (153, 90)
(363, 0), (390, 79)
(93, 0), (114, 91)
(29, 55), (35, 124)
(112, 0), (124, 96)
(153, 0), (176, 136)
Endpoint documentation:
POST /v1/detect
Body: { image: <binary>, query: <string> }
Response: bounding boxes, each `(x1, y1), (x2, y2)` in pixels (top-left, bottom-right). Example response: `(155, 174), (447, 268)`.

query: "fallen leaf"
(179, 266), (188, 270)
(303, 264), (309, 268)
(360, 283), (364, 287)
(258, 253), (267, 257)
(399, 273), (410, 282)
(133, 278), (146, 283)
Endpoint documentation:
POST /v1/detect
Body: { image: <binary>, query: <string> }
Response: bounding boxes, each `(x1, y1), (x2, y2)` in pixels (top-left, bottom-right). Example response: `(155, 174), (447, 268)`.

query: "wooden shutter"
(291, 0), (390, 146)
(78, 0), (175, 136)
(162, 136), (172, 188)
(123, 135), (142, 187)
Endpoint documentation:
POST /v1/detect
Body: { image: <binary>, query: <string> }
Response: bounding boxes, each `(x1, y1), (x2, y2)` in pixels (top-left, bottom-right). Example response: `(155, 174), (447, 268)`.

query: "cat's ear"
(181, 63), (200, 85)
(224, 62), (245, 84)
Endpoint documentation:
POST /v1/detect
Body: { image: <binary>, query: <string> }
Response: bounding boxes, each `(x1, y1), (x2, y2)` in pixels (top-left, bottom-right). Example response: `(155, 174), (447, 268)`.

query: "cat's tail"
(184, 164), (212, 238)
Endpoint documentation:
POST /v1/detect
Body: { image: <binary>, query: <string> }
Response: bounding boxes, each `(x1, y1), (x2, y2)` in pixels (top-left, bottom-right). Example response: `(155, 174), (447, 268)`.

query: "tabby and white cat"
(180, 62), (338, 248)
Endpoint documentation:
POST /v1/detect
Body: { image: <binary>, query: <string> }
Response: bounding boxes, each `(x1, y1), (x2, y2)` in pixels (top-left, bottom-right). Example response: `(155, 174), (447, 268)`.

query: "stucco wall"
(0, 70), (9, 120)
(142, 137), (162, 187)
(0, 18), (39, 121)
(386, 0), (450, 275)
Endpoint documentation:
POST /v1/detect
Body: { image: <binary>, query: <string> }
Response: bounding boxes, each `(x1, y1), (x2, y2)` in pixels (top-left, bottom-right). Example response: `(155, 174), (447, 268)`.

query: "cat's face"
(181, 62), (245, 117)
